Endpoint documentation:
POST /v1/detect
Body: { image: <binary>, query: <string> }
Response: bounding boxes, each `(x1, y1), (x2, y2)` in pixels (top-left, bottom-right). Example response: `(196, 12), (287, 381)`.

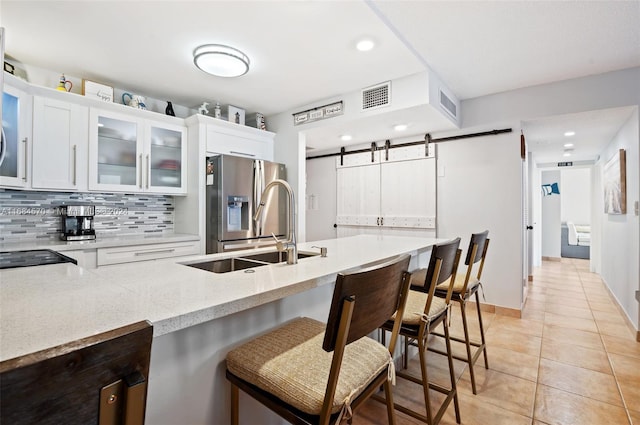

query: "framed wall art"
(603, 148), (626, 214)
(82, 79), (113, 103)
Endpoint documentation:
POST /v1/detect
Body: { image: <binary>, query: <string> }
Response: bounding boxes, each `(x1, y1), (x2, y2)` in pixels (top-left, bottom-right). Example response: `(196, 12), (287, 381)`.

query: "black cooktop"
(0, 250), (78, 269)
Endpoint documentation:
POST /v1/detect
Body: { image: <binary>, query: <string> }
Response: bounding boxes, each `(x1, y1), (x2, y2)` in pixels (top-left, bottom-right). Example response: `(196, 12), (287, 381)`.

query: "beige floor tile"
(537, 358), (622, 406)
(354, 398), (425, 425)
(541, 282), (584, 293)
(592, 309), (629, 324)
(543, 303), (593, 319)
(437, 391), (533, 425)
(609, 352), (640, 381)
(541, 339), (612, 374)
(457, 367), (536, 417)
(618, 378), (640, 417)
(545, 297), (591, 310)
(597, 320), (636, 339)
(629, 408), (640, 424)
(534, 384), (629, 425)
(481, 344), (539, 382)
(544, 288), (587, 300)
(485, 328), (542, 357)
(543, 323), (604, 350)
(543, 312), (599, 333)
(587, 294), (616, 304)
(589, 300), (620, 312)
(521, 307), (545, 322)
(602, 334), (640, 358)
(491, 316), (544, 337)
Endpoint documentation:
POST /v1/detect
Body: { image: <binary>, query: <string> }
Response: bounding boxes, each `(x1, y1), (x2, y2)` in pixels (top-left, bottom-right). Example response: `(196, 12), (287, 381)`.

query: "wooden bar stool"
(225, 254), (412, 425)
(1, 321), (153, 425)
(429, 230), (490, 395)
(378, 238), (462, 425)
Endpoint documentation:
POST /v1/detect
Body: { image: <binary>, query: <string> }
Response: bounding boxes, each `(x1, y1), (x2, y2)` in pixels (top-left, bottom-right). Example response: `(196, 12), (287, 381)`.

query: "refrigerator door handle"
(253, 160), (265, 236)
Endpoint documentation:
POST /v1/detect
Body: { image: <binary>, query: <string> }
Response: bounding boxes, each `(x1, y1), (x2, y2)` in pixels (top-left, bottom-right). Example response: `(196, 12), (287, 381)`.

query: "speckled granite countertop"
(0, 235), (442, 362)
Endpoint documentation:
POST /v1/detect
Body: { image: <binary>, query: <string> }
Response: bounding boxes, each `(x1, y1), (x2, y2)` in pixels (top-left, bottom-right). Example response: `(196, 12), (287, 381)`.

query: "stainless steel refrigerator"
(206, 155), (287, 253)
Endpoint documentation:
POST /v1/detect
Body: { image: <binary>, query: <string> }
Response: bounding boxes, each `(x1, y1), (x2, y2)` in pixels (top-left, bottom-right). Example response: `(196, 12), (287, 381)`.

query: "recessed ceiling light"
(564, 143), (574, 148)
(393, 124), (407, 132)
(564, 131), (575, 137)
(340, 134), (352, 142)
(356, 38), (375, 52)
(563, 152), (572, 157)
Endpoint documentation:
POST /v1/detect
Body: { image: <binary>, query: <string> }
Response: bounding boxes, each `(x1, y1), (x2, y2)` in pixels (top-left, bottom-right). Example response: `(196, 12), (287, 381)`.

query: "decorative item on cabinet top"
(82, 79), (114, 102)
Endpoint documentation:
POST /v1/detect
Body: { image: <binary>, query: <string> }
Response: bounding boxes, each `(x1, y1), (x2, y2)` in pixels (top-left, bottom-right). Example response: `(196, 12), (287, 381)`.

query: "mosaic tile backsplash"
(0, 190), (174, 242)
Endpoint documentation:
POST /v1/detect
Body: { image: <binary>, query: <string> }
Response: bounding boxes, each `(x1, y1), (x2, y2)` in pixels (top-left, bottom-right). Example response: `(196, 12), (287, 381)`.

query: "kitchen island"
(0, 234), (442, 424)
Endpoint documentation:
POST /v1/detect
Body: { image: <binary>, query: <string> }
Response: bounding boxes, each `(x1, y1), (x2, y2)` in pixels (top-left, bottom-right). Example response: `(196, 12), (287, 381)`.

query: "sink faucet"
(253, 179), (297, 264)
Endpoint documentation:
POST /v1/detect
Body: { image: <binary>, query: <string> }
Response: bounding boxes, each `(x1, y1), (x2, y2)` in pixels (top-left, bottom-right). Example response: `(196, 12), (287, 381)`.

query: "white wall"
(596, 110), (639, 330)
(541, 170), (562, 258)
(436, 128), (523, 310)
(561, 167), (591, 224)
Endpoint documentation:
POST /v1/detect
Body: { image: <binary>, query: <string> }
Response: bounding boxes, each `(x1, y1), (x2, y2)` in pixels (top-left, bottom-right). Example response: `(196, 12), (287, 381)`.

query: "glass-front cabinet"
(89, 109), (186, 194)
(146, 122), (186, 193)
(1, 85), (31, 188)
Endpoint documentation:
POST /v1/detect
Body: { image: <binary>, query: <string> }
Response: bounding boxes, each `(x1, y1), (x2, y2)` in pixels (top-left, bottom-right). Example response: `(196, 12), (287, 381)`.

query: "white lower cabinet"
(97, 240), (199, 267)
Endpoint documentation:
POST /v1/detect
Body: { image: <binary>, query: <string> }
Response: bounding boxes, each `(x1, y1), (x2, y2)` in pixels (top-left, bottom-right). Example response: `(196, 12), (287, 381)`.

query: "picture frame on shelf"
(227, 105), (245, 125)
(82, 79), (113, 103)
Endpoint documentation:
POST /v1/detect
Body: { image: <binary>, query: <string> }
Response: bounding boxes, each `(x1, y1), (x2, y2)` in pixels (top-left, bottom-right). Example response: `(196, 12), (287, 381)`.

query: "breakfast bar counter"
(0, 234), (442, 424)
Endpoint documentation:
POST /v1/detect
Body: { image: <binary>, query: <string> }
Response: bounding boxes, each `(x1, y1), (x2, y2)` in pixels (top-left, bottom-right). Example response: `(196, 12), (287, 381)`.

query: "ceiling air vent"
(361, 81), (390, 111)
(439, 89), (457, 118)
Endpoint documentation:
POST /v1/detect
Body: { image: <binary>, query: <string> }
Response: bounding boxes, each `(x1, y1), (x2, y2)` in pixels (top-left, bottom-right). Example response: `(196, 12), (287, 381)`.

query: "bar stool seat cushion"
(436, 274), (480, 294)
(411, 269), (479, 295)
(391, 290), (447, 325)
(226, 317), (392, 416)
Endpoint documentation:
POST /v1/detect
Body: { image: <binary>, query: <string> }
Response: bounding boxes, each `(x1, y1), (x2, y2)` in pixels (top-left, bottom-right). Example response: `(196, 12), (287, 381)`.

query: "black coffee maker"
(60, 205), (96, 241)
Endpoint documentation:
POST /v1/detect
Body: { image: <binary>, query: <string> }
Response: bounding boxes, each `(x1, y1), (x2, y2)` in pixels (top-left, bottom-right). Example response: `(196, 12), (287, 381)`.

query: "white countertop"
(0, 235), (443, 362)
(0, 233), (200, 252)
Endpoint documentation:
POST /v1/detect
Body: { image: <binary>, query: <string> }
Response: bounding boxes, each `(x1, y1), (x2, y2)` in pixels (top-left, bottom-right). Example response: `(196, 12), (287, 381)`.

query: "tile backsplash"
(0, 190), (174, 243)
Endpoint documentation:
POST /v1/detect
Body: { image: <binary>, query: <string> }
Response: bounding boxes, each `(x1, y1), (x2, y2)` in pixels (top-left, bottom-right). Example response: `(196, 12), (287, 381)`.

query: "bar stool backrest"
(462, 231), (490, 291)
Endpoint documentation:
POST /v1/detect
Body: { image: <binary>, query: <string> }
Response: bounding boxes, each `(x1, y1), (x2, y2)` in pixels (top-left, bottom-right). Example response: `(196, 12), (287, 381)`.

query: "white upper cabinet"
(89, 109), (187, 194)
(205, 117), (274, 161)
(32, 96), (89, 191)
(1, 84), (32, 188)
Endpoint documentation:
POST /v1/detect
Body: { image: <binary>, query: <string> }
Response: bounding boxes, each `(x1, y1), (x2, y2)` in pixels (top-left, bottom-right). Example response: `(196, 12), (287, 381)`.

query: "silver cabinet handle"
(146, 154), (150, 189)
(22, 138), (28, 181)
(139, 154), (143, 188)
(134, 249), (175, 256)
(72, 145), (77, 185)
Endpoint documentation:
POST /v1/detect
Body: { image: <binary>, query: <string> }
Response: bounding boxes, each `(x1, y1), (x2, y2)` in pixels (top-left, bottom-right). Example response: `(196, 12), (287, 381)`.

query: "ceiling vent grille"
(361, 81), (390, 111)
(439, 89), (457, 118)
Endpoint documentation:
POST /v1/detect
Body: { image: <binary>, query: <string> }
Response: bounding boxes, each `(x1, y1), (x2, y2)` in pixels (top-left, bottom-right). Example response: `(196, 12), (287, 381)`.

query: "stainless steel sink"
(184, 250), (319, 274)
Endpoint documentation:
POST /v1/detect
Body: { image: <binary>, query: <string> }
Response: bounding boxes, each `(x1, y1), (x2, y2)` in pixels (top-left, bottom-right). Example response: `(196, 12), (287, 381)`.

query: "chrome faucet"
(253, 179), (297, 264)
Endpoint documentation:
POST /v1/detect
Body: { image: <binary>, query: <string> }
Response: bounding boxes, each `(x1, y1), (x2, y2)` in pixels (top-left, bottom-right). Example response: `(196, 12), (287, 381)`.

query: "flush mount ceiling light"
(340, 134), (353, 142)
(193, 44), (250, 77)
(563, 152), (572, 157)
(564, 131), (575, 137)
(564, 143), (574, 148)
(356, 38), (375, 52)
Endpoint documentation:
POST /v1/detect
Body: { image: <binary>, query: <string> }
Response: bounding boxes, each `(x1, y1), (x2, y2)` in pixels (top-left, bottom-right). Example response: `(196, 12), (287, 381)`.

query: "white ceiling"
(2, 0), (639, 161)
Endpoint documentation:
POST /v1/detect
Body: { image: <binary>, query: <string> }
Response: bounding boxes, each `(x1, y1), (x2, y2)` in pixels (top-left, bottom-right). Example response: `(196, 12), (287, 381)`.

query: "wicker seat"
(431, 230), (490, 395)
(225, 254), (412, 425)
(378, 238), (462, 425)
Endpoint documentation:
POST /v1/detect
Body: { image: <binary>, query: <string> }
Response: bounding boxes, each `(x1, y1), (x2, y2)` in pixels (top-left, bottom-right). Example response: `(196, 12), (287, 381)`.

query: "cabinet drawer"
(97, 241), (199, 266)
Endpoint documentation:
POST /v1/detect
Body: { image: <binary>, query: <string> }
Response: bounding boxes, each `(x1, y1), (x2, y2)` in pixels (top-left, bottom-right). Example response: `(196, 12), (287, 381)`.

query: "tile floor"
(356, 258), (640, 424)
